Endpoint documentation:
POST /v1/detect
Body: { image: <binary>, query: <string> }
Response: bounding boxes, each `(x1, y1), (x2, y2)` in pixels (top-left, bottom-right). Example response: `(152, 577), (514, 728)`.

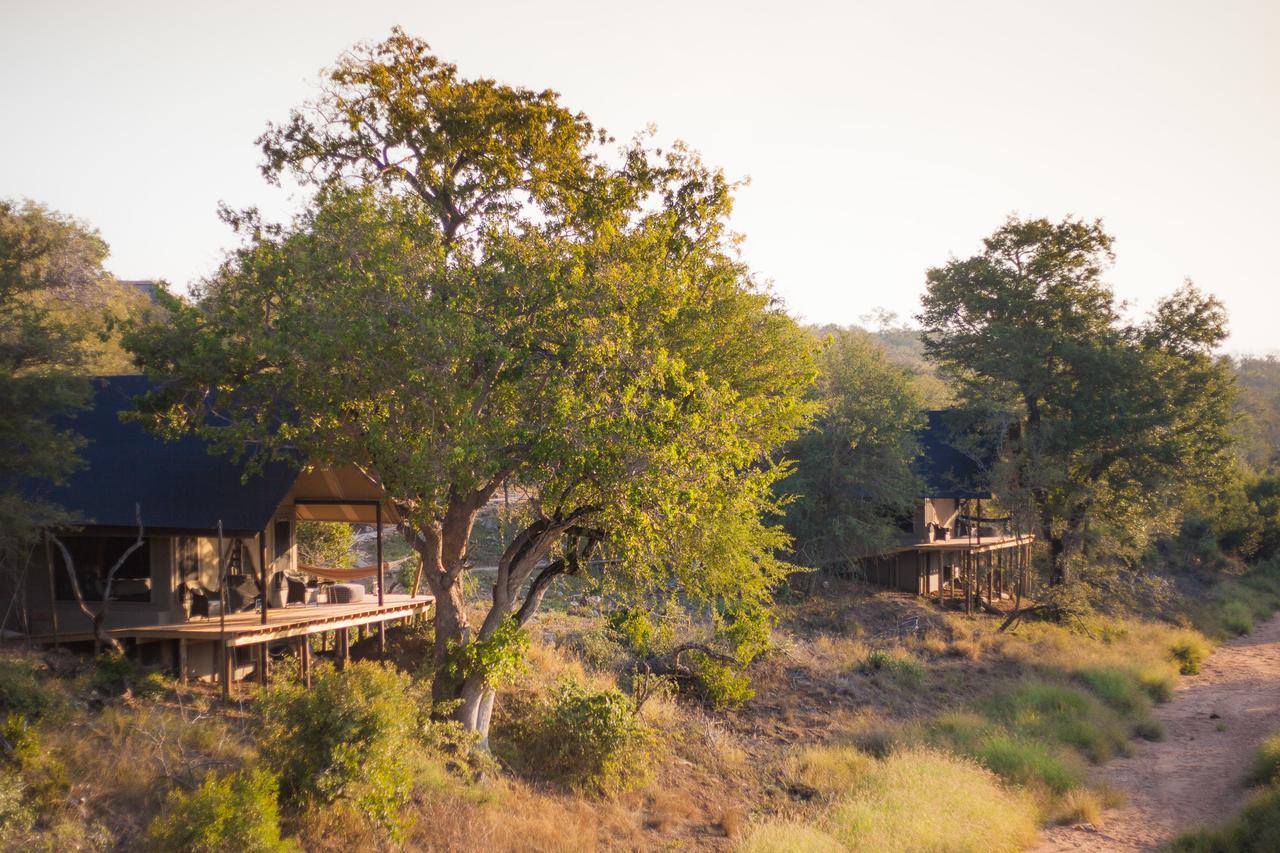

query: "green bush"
(859, 649), (925, 689)
(978, 680), (1130, 763)
(88, 652), (139, 695)
(146, 769), (291, 852)
(259, 661), (419, 835)
(1, 714), (68, 816)
(1220, 600), (1254, 637)
(495, 679), (654, 795)
(570, 626), (629, 672)
(1248, 732), (1280, 787)
(0, 656), (59, 720)
(608, 608), (657, 655)
(1171, 638), (1208, 675)
(687, 652), (755, 710)
(1172, 785), (1280, 852)
(0, 768), (31, 838)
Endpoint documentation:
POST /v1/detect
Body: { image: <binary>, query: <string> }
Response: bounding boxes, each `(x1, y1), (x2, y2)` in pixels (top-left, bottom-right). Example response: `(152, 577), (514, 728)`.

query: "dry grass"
(782, 744), (876, 799)
(747, 747), (1039, 853)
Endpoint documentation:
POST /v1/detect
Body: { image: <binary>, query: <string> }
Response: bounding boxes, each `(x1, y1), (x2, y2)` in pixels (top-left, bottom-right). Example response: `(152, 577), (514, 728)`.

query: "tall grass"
(747, 747), (1038, 852)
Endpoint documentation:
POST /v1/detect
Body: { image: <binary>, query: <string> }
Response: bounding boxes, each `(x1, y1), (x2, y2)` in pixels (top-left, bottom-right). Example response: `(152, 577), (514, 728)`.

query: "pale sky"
(2, 0), (1277, 353)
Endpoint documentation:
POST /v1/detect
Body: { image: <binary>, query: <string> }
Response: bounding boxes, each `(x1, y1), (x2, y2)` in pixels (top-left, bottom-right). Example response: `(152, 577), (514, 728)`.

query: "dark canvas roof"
(913, 410), (993, 500)
(31, 375), (300, 534)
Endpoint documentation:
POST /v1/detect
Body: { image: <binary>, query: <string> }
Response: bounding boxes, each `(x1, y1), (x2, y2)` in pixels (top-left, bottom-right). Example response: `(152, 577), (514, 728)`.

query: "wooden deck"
(121, 594), (434, 647)
(25, 594), (434, 648)
(889, 534), (1034, 555)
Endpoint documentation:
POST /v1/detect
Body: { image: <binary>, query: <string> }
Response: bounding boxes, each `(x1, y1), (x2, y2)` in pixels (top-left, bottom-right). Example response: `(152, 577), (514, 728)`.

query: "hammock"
(297, 563), (384, 582)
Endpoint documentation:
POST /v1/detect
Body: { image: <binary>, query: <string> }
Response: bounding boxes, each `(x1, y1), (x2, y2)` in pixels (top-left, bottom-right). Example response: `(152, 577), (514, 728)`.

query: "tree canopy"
(782, 328), (924, 569)
(0, 200), (110, 579)
(920, 215), (1236, 585)
(126, 30), (816, 736)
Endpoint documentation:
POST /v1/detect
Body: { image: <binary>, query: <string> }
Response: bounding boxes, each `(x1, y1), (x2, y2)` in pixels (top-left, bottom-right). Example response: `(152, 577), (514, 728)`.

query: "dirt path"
(1035, 613), (1280, 851)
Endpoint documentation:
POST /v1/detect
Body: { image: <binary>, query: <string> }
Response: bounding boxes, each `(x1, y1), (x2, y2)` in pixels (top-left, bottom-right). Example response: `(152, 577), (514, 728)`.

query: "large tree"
(919, 216), (1236, 586)
(782, 328), (924, 569)
(126, 31), (815, 736)
(0, 200), (112, 591)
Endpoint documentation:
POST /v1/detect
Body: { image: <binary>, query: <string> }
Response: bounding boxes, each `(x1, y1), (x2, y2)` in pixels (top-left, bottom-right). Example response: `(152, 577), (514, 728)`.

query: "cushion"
(329, 583), (365, 604)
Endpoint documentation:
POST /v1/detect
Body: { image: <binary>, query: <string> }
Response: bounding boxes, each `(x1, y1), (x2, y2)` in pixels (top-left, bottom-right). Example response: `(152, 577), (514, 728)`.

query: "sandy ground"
(1035, 612), (1280, 851)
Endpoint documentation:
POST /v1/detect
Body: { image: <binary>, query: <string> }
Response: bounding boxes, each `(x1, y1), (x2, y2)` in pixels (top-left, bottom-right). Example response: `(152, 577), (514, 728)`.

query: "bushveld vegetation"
(4, 24), (1280, 853)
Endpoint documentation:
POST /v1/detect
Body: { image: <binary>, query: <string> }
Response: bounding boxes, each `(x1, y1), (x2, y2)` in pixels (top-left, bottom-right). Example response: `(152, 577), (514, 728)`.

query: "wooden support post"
(338, 628), (349, 670)
(299, 636), (311, 688)
(257, 644), (268, 687)
(178, 639), (188, 685)
(258, 533), (269, 626)
(222, 644), (234, 699)
(43, 530), (59, 649)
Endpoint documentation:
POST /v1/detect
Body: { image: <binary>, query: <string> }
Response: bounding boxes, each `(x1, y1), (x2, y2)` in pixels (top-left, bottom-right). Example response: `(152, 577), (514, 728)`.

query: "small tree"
(782, 328), (924, 569)
(126, 30), (816, 736)
(919, 216), (1236, 585)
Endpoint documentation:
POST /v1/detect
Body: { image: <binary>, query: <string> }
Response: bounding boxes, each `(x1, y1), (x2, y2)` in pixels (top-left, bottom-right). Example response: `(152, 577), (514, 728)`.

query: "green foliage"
(1172, 786), (1280, 852)
(1171, 636), (1208, 675)
(259, 662), (419, 836)
(294, 521), (354, 568)
(858, 649), (925, 689)
(1221, 600), (1255, 636)
(146, 769), (292, 853)
(0, 656), (60, 720)
(0, 767), (30, 839)
(1248, 732), (1280, 787)
(495, 679), (654, 795)
(920, 215), (1237, 583)
(570, 626), (628, 672)
(0, 199), (100, 574)
(607, 608), (658, 656)
(444, 618), (529, 688)
(88, 652), (139, 695)
(686, 652), (755, 710)
(0, 714), (68, 820)
(125, 29), (816, 727)
(781, 327), (925, 568)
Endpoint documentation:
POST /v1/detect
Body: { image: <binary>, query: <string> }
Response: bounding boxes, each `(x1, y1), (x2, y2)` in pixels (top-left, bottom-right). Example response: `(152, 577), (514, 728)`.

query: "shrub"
(608, 608), (657, 655)
(495, 678), (654, 795)
(979, 680), (1130, 763)
(146, 769), (292, 852)
(1220, 600), (1254, 636)
(858, 649), (925, 689)
(0, 768), (31, 838)
(570, 626), (629, 673)
(1170, 636), (1208, 675)
(687, 652), (755, 710)
(88, 652), (140, 695)
(2, 714), (68, 816)
(259, 662), (419, 835)
(1248, 732), (1280, 787)
(1172, 785), (1280, 852)
(0, 656), (59, 720)
(1077, 667), (1151, 718)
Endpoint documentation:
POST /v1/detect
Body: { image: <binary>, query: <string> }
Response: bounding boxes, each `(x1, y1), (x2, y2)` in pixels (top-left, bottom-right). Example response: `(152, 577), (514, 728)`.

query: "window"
(53, 536), (152, 602)
(273, 520), (292, 566)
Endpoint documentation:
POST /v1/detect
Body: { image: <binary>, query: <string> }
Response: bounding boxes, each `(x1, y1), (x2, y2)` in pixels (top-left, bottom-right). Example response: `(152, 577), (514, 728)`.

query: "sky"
(2, 0), (1277, 354)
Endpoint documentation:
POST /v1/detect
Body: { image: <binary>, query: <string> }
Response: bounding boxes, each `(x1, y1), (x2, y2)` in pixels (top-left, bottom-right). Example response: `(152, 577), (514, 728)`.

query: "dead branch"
(50, 504), (144, 654)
